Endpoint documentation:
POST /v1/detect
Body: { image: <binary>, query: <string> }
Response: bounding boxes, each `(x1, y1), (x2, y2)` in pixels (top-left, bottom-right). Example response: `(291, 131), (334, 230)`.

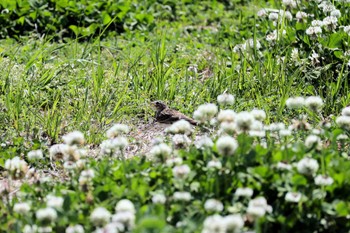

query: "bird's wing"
(158, 108), (197, 125)
(157, 109), (182, 123)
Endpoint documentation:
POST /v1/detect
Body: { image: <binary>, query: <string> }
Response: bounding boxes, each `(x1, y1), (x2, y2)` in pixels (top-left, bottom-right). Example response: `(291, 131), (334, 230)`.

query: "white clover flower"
(257, 8), (267, 17)
(204, 199), (224, 212)
(80, 169), (95, 179)
(4, 156), (28, 179)
(331, 9), (341, 18)
(202, 214), (226, 233)
(266, 31), (277, 42)
(90, 207), (111, 226)
(195, 136), (214, 149)
(336, 116), (350, 130)
(210, 118), (218, 126)
(314, 175), (334, 186)
(100, 139), (116, 155)
(305, 96), (323, 112)
(305, 135), (321, 149)
(166, 157), (183, 167)
(172, 134), (191, 148)
(36, 207), (58, 223)
(341, 107), (350, 116)
(233, 44), (243, 53)
(247, 197), (272, 219)
(306, 26), (322, 38)
(65, 225), (84, 233)
(297, 157), (319, 175)
(217, 93), (235, 106)
(269, 12), (279, 21)
(217, 110), (236, 123)
(100, 137), (128, 155)
(256, 8), (267, 17)
(207, 160), (222, 170)
(243, 39), (261, 50)
(23, 225), (38, 233)
(276, 56), (286, 65)
(281, 10), (293, 20)
(319, 1), (336, 13)
(311, 129), (322, 135)
(79, 169), (95, 186)
(77, 149), (88, 158)
(150, 143), (172, 160)
(235, 111), (255, 131)
(13, 202), (31, 214)
(152, 193), (166, 204)
(76, 159), (86, 170)
(250, 120), (264, 132)
(246, 205), (266, 219)
(113, 137), (128, 150)
(106, 124), (129, 138)
(282, 0), (297, 8)
(323, 16), (338, 30)
(112, 211), (135, 230)
(46, 195), (64, 209)
(310, 51), (320, 66)
(337, 134), (348, 141)
(219, 122), (237, 135)
(37, 226), (52, 233)
(234, 187), (254, 197)
(115, 199), (135, 214)
(62, 131), (85, 145)
(102, 222), (125, 233)
(223, 214), (244, 231)
(296, 11), (308, 22)
(27, 150), (44, 161)
(279, 129), (292, 137)
(291, 48), (299, 62)
(276, 162), (293, 171)
(286, 97), (305, 109)
(193, 103), (218, 123)
(166, 120), (193, 135)
(49, 144), (69, 160)
(344, 26), (350, 35)
(63, 161), (77, 171)
(265, 122), (285, 131)
(249, 129), (266, 138)
(173, 191), (192, 201)
(251, 109), (266, 121)
(216, 136), (238, 156)
(61, 145), (81, 162)
(172, 164), (191, 179)
(285, 192), (302, 203)
(311, 20), (324, 27)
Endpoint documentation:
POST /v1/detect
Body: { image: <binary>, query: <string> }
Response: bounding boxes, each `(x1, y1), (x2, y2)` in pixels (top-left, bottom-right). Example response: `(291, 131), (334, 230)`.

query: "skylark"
(151, 101), (197, 125)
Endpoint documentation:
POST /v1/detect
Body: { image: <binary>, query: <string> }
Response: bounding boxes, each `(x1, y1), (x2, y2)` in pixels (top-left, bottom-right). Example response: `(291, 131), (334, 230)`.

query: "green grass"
(1, 0), (350, 232)
(1, 0), (338, 145)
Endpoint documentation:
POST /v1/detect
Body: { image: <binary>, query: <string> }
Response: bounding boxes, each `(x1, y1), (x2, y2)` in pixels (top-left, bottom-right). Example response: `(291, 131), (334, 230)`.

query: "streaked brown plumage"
(151, 101), (197, 125)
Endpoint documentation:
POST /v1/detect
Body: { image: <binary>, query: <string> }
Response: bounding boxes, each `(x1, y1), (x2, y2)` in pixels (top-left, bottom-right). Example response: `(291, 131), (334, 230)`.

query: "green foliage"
(0, 0), (239, 39)
(1, 0), (350, 231)
(2, 120), (350, 232)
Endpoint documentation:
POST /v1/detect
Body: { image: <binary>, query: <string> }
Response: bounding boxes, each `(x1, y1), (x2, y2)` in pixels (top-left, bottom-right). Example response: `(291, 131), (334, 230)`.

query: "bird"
(151, 101), (197, 125)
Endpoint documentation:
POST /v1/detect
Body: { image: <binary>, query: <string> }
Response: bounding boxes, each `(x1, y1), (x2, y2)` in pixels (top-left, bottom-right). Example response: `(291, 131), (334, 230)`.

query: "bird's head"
(151, 100), (167, 111)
